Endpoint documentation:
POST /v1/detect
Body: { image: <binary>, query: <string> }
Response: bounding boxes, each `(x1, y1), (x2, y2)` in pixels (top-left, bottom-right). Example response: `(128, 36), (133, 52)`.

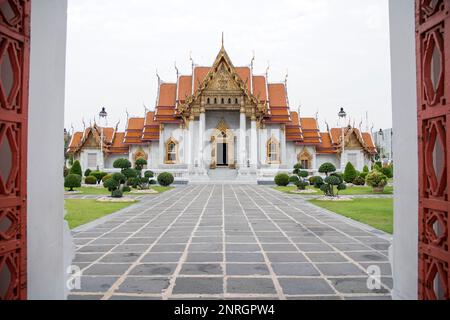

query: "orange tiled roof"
(108, 132), (128, 154)
(142, 111), (160, 141)
(253, 76), (267, 102)
(178, 76), (192, 102)
(362, 132), (377, 154)
(193, 67), (211, 92)
(286, 111), (303, 141)
(155, 83), (181, 123)
(316, 132), (338, 154)
(235, 67), (251, 89)
(124, 117), (145, 144)
(299, 118), (321, 145)
(266, 84), (290, 123)
(67, 132), (83, 153)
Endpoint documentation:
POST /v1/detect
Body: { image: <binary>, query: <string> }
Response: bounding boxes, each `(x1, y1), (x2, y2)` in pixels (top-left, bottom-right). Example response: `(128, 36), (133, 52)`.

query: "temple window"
(267, 137), (280, 164)
(298, 148), (313, 169)
(235, 98), (238, 104)
(221, 98), (225, 104)
(228, 98), (231, 104)
(214, 98), (217, 104)
(87, 153), (97, 168)
(207, 98), (210, 104)
(165, 138), (178, 164)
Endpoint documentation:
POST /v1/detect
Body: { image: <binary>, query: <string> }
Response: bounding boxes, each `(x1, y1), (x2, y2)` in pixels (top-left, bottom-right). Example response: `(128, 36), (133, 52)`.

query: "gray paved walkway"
(68, 185), (392, 300)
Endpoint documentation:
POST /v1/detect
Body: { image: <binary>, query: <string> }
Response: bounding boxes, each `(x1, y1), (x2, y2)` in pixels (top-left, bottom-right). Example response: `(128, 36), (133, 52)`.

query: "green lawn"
(65, 186), (174, 195)
(64, 199), (135, 229)
(309, 198), (393, 234)
(273, 185), (393, 195)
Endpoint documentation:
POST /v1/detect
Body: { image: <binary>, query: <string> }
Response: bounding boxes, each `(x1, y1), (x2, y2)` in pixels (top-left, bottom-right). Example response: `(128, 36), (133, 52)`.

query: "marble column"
(250, 116), (258, 169)
(187, 115), (194, 168)
(159, 124), (165, 166)
(239, 107), (247, 167)
(198, 108), (206, 170)
(281, 125), (287, 166)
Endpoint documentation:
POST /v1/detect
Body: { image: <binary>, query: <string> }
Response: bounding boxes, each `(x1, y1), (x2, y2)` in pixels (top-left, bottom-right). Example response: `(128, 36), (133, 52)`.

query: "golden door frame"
(210, 120), (235, 169)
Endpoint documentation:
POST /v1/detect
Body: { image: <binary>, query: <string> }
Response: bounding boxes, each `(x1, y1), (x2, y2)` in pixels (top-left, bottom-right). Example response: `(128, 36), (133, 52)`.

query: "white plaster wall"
(160, 124), (185, 166)
(80, 148), (102, 171)
(316, 154), (340, 171)
(28, 0), (71, 299)
(148, 141), (159, 169)
(104, 154), (127, 169)
(389, 0), (418, 300)
(343, 149), (365, 171)
(259, 124), (284, 167)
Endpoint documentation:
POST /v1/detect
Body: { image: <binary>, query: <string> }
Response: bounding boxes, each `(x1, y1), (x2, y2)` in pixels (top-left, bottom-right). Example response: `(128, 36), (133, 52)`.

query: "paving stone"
(306, 252), (348, 263)
(84, 263), (131, 276)
(345, 251), (389, 262)
(68, 294), (104, 300)
(226, 252), (265, 263)
(267, 253), (307, 263)
(329, 277), (389, 294)
(78, 245), (116, 253)
(150, 244), (187, 252)
(271, 263), (319, 276)
(226, 244), (261, 252)
(360, 263), (392, 276)
(123, 238), (156, 245)
(100, 252), (141, 263)
(180, 263), (223, 275)
(316, 263), (366, 276)
(117, 277), (170, 294)
(261, 244), (297, 252)
(296, 243), (335, 252)
(129, 264), (177, 276)
(142, 252), (183, 263)
(189, 243), (223, 252)
(227, 278), (276, 294)
(112, 244), (149, 253)
(344, 295), (392, 300)
(110, 295), (162, 300)
(72, 276), (119, 293)
(172, 277), (223, 294)
(279, 278), (335, 295)
(226, 264), (270, 276)
(332, 243), (372, 251)
(73, 253), (103, 263)
(186, 253), (222, 263)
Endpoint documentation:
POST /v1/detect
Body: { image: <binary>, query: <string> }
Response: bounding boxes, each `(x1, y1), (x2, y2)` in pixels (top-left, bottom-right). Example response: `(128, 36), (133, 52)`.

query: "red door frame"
(0, 0), (31, 300)
(416, 0), (450, 300)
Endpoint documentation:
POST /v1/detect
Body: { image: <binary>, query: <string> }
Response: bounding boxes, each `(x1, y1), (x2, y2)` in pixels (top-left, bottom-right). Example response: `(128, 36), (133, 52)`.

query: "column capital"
(240, 107), (246, 114)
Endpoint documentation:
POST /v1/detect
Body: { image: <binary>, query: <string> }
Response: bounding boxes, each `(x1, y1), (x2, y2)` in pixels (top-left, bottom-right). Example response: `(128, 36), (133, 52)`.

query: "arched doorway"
(210, 119), (234, 169)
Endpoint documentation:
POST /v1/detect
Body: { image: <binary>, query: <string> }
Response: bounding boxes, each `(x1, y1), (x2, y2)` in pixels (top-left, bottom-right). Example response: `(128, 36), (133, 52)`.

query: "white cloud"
(65, 0), (392, 132)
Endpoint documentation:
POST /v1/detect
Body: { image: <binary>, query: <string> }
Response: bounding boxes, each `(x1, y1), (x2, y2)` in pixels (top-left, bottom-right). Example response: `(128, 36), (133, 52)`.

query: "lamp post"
(99, 107), (108, 170)
(338, 107), (347, 170)
(378, 129), (384, 164)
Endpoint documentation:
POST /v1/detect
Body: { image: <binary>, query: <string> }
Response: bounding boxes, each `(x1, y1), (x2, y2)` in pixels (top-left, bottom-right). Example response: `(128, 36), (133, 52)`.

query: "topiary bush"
(343, 162), (357, 183)
(149, 179), (157, 185)
(381, 166), (393, 179)
(84, 169), (92, 177)
(363, 165), (369, 173)
(295, 180), (309, 191)
(111, 189), (123, 198)
(359, 171), (368, 180)
(366, 171), (388, 192)
(112, 172), (126, 184)
(90, 171), (108, 184)
(122, 186), (131, 193)
(293, 163), (303, 175)
(103, 178), (119, 192)
(102, 174), (113, 182)
(158, 172), (174, 187)
(337, 183), (347, 195)
(289, 175), (300, 184)
(70, 160), (82, 177)
(320, 175), (342, 197)
(353, 176), (366, 186)
(85, 176), (97, 185)
(65, 174), (81, 191)
(298, 170), (309, 179)
(113, 158), (132, 172)
(274, 173), (290, 187)
(134, 158), (147, 172)
(123, 168), (138, 180)
(144, 170), (154, 178)
(319, 162), (336, 177)
(313, 176), (324, 189)
(64, 166), (69, 178)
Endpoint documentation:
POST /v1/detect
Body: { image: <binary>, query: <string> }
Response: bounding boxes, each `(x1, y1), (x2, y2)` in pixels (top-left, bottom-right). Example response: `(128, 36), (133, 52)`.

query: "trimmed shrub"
(113, 158), (132, 171)
(64, 166), (69, 178)
(84, 169), (92, 177)
(318, 163), (336, 176)
(274, 173), (290, 187)
(103, 178), (119, 192)
(85, 176), (97, 185)
(134, 158), (147, 171)
(359, 172), (368, 180)
(381, 166), (393, 179)
(91, 171), (108, 183)
(111, 189), (123, 198)
(313, 176), (324, 188)
(353, 176), (366, 186)
(69, 160), (82, 176)
(366, 171), (388, 191)
(289, 175), (300, 184)
(337, 183), (347, 195)
(158, 172), (174, 187)
(123, 168), (138, 180)
(295, 180), (309, 191)
(298, 170), (309, 178)
(363, 165), (369, 173)
(112, 172), (126, 184)
(343, 162), (357, 183)
(144, 170), (154, 178)
(325, 175), (341, 186)
(149, 179), (157, 185)
(102, 174), (113, 182)
(330, 172), (344, 184)
(65, 174), (81, 191)
(293, 163), (303, 175)
(122, 186), (131, 193)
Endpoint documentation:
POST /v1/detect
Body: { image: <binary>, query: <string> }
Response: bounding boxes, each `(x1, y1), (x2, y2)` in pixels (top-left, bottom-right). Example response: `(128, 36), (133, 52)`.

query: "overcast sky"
(65, 0), (392, 133)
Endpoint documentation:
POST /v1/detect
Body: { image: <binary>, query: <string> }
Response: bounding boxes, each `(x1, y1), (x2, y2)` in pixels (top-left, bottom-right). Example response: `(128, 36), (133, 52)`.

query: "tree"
(103, 172), (126, 198)
(158, 172), (175, 187)
(134, 158), (147, 172)
(343, 162), (357, 183)
(69, 160), (82, 177)
(64, 174), (81, 191)
(113, 158), (132, 172)
(293, 163), (303, 175)
(318, 163), (336, 177)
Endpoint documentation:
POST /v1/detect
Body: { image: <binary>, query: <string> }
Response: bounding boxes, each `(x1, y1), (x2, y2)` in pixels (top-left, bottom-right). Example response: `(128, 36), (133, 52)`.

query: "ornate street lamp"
(338, 107), (347, 169)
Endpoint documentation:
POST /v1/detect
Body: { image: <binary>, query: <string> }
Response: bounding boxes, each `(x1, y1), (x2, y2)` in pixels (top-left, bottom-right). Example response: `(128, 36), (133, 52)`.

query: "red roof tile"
(253, 76), (267, 102)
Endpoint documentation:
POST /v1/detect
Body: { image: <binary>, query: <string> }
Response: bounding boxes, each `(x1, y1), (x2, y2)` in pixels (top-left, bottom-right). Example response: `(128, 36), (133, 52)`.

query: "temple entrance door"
(217, 142), (228, 166)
